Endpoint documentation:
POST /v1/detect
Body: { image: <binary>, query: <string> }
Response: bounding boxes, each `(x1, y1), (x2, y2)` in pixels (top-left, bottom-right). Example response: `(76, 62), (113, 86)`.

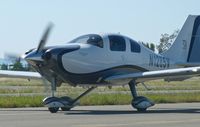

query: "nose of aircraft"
(22, 23), (81, 68)
(23, 45), (80, 65)
(22, 49), (43, 62)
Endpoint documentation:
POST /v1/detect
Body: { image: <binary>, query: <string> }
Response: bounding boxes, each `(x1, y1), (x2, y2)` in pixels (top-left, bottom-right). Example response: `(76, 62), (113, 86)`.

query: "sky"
(0, 0), (200, 58)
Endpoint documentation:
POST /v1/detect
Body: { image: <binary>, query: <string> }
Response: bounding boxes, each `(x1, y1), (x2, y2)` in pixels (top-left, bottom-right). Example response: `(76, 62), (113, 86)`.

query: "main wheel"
(61, 107), (71, 111)
(137, 108), (147, 112)
(131, 96), (154, 112)
(48, 107), (59, 113)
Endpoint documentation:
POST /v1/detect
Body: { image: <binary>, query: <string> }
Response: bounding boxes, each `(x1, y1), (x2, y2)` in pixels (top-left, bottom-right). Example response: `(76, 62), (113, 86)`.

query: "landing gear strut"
(43, 77), (96, 113)
(51, 77), (57, 97)
(129, 81), (154, 112)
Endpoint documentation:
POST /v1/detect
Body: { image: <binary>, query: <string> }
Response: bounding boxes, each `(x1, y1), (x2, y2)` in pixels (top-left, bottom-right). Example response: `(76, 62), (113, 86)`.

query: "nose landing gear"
(43, 96), (76, 113)
(43, 77), (96, 113)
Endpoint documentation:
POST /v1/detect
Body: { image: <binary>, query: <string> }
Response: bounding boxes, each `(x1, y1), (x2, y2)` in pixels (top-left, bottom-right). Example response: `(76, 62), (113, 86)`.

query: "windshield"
(69, 34), (103, 48)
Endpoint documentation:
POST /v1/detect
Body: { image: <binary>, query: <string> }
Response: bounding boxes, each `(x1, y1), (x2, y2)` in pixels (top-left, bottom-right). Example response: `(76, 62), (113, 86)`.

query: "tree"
(1, 64), (8, 70)
(150, 43), (155, 52)
(141, 42), (155, 52)
(145, 43), (150, 49)
(11, 61), (25, 71)
(157, 29), (179, 53)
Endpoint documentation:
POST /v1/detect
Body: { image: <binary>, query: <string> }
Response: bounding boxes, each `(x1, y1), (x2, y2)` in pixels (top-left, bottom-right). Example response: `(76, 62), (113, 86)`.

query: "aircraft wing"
(176, 62), (200, 67)
(0, 70), (42, 79)
(105, 66), (200, 84)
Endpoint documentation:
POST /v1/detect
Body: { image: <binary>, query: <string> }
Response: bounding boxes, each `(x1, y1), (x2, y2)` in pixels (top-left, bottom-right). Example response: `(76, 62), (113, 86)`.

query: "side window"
(109, 35), (126, 51)
(130, 39), (141, 53)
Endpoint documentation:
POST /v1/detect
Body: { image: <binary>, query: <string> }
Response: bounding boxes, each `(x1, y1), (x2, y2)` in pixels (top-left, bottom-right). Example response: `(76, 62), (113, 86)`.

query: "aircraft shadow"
(65, 108), (200, 115)
(0, 108), (199, 115)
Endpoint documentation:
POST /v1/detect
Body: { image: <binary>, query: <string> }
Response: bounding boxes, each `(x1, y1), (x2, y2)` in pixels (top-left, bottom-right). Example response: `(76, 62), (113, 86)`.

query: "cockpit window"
(109, 35), (126, 51)
(69, 34), (103, 48)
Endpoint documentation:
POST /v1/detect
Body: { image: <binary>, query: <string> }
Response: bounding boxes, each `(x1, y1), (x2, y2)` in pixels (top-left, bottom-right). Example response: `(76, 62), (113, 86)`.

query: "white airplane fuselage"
(63, 34), (175, 74)
(25, 33), (177, 87)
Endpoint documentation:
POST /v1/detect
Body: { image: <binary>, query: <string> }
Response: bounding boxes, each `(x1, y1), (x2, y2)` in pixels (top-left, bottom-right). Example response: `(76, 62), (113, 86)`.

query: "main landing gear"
(128, 81), (155, 111)
(42, 77), (96, 113)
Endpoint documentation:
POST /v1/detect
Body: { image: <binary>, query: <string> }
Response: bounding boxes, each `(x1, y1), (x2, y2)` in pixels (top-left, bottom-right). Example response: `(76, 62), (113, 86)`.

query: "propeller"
(35, 23), (54, 96)
(36, 23), (54, 53)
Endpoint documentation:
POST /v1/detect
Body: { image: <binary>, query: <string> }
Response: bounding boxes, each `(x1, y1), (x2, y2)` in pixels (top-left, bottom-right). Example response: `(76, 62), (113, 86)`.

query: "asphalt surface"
(0, 103), (200, 127)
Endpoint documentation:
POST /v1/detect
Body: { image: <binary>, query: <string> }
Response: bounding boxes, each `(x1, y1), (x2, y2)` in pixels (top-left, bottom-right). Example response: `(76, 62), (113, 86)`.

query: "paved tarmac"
(0, 103), (200, 127)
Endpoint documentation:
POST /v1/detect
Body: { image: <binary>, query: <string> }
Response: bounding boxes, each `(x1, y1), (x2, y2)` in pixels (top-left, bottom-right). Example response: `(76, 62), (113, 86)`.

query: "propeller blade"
(36, 23), (54, 53)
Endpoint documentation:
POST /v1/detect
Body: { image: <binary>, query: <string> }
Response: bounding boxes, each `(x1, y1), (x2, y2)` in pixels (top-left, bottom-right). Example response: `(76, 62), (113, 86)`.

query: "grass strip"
(1, 92), (200, 108)
(0, 96), (44, 108)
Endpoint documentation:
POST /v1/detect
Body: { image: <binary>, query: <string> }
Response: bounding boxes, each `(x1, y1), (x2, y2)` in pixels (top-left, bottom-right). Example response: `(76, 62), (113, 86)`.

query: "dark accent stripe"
(60, 64), (148, 76)
(64, 65), (148, 84)
(56, 49), (148, 84)
(187, 16), (200, 62)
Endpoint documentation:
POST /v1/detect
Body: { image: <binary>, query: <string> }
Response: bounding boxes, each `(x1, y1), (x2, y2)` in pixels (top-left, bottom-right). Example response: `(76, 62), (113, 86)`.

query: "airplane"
(1, 15), (200, 113)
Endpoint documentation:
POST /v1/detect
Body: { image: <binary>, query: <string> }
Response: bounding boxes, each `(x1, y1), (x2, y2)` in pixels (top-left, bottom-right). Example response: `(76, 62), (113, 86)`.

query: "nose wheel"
(43, 96), (75, 113)
(48, 107), (59, 113)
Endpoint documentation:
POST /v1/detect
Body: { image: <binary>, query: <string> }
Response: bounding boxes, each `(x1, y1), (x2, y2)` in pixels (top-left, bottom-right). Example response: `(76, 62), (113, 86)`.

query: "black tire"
(61, 107), (71, 111)
(137, 108), (147, 112)
(48, 107), (59, 113)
